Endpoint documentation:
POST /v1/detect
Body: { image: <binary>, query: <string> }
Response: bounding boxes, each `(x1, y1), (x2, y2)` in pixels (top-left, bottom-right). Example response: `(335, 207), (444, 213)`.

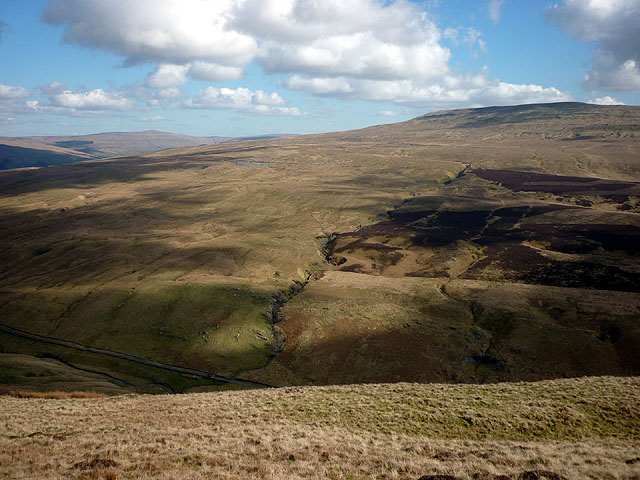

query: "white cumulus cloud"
(237, 0), (450, 81)
(186, 87), (299, 115)
(146, 64), (189, 88)
(286, 75), (354, 95)
(42, 0), (572, 110)
(155, 87), (182, 99)
(0, 84), (30, 100)
(588, 95), (626, 105)
(585, 55), (640, 91)
(51, 89), (133, 111)
(189, 62), (243, 82)
(43, 0), (257, 68)
(286, 73), (571, 107)
(146, 62), (243, 88)
(547, 0), (640, 91)
(40, 81), (68, 95)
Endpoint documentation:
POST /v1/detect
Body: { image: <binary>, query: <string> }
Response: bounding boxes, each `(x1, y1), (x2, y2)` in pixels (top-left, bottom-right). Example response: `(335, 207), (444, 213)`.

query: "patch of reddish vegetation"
(275, 307), (308, 365)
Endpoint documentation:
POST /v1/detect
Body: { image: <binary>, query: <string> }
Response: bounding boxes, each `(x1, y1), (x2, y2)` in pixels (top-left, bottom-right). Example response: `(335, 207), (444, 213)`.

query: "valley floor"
(1, 376), (639, 479)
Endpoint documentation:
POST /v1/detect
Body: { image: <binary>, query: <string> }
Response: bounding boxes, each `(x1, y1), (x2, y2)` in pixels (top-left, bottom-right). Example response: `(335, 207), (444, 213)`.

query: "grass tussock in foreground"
(1, 376), (639, 479)
(6, 390), (107, 399)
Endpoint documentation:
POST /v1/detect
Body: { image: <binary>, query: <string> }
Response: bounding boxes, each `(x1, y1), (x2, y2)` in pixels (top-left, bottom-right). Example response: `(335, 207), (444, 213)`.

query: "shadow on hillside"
(0, 144), (90, 171)
(0, 146), (271, 195)
(266, 281), (640, 386)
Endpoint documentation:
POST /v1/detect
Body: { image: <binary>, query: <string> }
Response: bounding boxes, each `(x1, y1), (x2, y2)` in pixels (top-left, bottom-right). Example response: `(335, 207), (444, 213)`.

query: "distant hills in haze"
(0, 130), (296, 170)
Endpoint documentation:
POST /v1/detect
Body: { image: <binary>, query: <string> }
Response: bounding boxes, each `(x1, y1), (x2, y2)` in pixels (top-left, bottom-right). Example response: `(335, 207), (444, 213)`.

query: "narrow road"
(0, 322), (272, 389)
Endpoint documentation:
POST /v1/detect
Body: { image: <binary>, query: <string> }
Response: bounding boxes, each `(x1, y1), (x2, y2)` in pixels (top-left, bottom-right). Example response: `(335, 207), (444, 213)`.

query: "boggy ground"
(1, 376), (639, 480)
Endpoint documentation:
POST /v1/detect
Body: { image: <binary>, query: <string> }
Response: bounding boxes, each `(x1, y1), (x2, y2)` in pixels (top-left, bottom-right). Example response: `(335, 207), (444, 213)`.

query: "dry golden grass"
(1, 376), (638, 479)
(6, 390), (107, 399)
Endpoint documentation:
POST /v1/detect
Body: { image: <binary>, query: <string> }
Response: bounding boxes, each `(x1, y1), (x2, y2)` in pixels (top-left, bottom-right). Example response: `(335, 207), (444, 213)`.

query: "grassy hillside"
(0, 102), (639, 391)
(1, 376), (638, 479)
(0, 353), (130, 395)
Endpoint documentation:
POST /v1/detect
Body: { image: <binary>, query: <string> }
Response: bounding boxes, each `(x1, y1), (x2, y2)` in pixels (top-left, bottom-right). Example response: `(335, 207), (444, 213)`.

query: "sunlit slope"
(1, 376), (639, 479)
(1, 102), (639, 390)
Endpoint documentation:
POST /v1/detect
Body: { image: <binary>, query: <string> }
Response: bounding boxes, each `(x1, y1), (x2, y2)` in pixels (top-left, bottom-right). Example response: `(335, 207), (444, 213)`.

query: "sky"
(0, 0), (639, 137)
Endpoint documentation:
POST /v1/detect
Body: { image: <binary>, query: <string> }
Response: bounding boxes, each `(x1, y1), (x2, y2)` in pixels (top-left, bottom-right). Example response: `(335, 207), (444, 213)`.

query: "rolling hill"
(0, 131), (297, 170)
(0, 130), (217, 170)
(0, 139), (95, 170)
(0, 102), (639, 393)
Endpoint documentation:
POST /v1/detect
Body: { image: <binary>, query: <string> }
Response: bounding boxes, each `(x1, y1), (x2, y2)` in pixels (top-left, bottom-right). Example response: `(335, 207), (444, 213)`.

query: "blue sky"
(1, 0), (639, 137)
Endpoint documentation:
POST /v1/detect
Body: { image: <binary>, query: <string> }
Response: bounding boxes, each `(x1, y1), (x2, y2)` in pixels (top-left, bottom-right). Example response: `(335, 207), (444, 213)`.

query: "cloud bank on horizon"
(0, 0), (639, 135)
(38, 0), (568, 107)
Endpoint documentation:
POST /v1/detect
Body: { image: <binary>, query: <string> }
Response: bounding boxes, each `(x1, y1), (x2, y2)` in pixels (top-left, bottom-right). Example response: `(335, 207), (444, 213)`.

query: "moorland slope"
(0, 102), (639, 392)
(1, 376), (639, 479)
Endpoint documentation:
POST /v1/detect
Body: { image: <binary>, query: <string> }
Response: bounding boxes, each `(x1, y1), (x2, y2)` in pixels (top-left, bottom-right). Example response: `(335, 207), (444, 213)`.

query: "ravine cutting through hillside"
(262, 163), (640, 383)
(255, 163), (476, 375)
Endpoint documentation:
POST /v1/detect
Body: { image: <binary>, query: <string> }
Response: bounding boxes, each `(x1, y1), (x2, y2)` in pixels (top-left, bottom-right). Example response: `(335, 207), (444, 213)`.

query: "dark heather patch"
(338, 220), (414, 240)
(465, 241), (640, 292)
(472, 168), (638, 195)
(521, 223), (640, 254)
(338, 263), (366, 273)
(398, 210), (491, 247)
(326, 193), (640, 291)
(519, 262), (640, 292)
(464, 242), (547, 278)
(334, 242), (403, 254)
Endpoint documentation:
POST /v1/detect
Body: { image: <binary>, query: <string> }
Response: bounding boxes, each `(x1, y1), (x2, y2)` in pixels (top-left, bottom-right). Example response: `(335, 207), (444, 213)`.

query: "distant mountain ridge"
(0, 130), (297, 170)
